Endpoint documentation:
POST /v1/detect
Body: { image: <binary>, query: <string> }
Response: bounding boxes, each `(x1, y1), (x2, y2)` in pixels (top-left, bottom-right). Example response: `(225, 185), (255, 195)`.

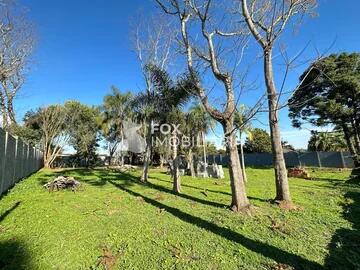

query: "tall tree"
(100, 87), (133, 166)
(133, 64), (193, 190)
(289, 53), (360, 171)
(132, 13), (174, 182)
(240, 0), (316, 204)
(0, 0), (34, 128)
(65, 101), (100, 168)
(156, 0), (251, 211)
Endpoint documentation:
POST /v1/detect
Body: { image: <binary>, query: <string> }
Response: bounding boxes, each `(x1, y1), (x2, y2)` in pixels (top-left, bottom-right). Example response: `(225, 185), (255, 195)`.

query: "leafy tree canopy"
(243, 128), (272, 153)
(289, 53), (360, 128)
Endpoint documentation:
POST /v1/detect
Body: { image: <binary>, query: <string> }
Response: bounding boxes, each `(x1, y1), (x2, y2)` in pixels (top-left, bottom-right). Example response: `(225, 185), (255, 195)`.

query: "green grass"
(0, 167), (359, 269)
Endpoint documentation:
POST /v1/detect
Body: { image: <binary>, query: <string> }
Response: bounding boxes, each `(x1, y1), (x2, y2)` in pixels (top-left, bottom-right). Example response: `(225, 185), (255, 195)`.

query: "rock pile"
(44, 176), (81, 191)
(287, 167), (310, 180)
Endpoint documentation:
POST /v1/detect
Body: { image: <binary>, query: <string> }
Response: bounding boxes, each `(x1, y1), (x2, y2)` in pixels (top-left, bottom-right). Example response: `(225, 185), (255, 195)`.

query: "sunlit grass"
(0, 167), (358, 269)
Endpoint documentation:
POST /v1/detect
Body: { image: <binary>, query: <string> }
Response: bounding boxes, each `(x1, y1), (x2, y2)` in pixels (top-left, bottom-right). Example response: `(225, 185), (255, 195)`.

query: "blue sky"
(16, 0), (360, 149)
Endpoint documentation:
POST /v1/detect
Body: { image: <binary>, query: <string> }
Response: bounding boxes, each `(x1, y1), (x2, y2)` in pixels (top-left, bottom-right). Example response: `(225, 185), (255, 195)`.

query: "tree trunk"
(171, 132), (181, 193)
(0, 89), (8, 129)
(189, 154), (196, 178)
(239, 132), (247, 183)
(264, 49), (291, 202)
(159, 154), (164, 169)
(141, 121), (152, 182)
(7, 97), (16, 126)
(201, 131), (208, 177)
(342, 123), (360, 168)
(44, 160), (51, 169)
(187, 148), (196, 178)
(223, 121), (249, 211)
(351, 119), (360, 154)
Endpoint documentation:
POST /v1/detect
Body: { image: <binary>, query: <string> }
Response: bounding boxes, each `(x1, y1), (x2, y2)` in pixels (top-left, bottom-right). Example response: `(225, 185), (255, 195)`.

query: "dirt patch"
(154, 193), (165, 201)
(266, 262), (295, 270)
(268, 217), (292, 235)
(135, 197), (145, 204)
(96, 246), (122, 270)
(276, 201), (299, 211)
(231, 204), (256, 215)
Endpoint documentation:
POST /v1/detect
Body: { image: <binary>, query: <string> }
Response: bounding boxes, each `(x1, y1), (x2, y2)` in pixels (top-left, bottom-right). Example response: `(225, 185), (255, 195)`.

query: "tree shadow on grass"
(150, 176), (270, 203)
(0, 202), (30, 269)
(150, 176), (232, 196)
(108, 180), (323, 270)
(98, 171), (229, 209)
(324, 186), (360, 269)
(0, 201), (21, 223)
(0, 240), (31, 270)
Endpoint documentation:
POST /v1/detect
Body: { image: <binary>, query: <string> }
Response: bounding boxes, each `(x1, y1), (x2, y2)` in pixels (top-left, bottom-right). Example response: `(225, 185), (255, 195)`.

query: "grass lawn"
(0, 167), (359, 269)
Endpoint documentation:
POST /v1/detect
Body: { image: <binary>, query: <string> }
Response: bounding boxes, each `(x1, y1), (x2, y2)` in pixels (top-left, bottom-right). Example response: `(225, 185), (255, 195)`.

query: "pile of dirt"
(287, 167), (310, 180)
(43, 176), (81, 191)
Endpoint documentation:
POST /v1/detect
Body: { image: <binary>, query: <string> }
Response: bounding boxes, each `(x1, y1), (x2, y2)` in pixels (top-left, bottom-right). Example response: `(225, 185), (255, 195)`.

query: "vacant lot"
(0, 168), (359, 269)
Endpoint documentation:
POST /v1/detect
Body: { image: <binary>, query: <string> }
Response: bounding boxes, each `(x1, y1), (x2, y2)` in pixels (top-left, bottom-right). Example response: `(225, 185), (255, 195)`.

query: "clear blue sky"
(17, 0), (360, 149)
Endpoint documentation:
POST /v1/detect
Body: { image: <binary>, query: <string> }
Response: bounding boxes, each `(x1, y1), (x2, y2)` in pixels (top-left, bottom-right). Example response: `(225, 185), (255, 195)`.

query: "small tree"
(243, 128), (272, 154)
(100, 87), (133, 166)
(187, 104), (214, 177)
(307, 131), (347, 152)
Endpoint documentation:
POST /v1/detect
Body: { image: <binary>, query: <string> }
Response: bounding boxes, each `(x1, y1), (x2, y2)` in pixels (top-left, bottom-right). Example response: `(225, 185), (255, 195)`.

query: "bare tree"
(40, 105), (70, 168)
(131, 13), (174, 182)
(239, 0), (316, 204)
(0, 0), (34, 128)
(155, 0), (252, 211)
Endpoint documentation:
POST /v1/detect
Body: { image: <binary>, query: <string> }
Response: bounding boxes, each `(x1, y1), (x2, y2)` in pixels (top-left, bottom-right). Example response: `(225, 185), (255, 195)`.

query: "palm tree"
(187, 104), (214, 177)
(132, 64), (194, 188)
(100, 86), (133, 166)
(234, 105), (253, 183)
(308, 131), (347, 152)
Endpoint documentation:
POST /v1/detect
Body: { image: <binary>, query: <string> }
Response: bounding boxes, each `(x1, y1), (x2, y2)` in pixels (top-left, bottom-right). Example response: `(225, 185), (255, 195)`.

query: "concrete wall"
(207, 151), (354, 168)
(0, 128), (43, 195)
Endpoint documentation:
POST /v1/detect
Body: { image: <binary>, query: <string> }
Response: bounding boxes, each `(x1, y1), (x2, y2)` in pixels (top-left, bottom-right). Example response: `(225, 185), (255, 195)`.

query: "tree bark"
(159, 154), (165, 169)
(141, 121), (152, 182)
(201, 131), (208, 177)
(351, 119), (360, 154)
(171, 132), (181, 193)
(342, 123), (360, 168)
(223, 121), (250, 211)
(186, 148), (196, 178)
(239, 132), (247, 183)
(0, 93), (8, 129)
(264, 49), (291, 202)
